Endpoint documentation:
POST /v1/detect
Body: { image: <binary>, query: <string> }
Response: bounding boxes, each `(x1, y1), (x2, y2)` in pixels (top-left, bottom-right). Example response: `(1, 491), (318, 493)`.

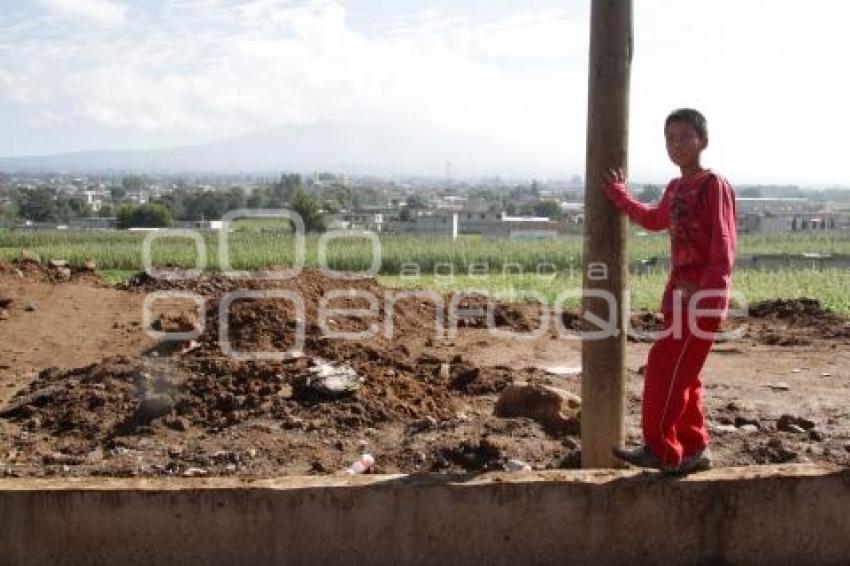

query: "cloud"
(1, 0), (588, 165)
(38, 0), (128, 26)
(3, 0), (849, 181)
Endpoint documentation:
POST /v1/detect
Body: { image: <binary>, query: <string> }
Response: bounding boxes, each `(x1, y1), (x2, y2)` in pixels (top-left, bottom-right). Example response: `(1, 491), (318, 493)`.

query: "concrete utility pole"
(581, 0), (633, 468)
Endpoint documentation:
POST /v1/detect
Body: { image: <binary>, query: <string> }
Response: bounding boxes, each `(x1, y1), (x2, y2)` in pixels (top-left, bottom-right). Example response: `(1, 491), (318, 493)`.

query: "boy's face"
(665, 121), (706, 169)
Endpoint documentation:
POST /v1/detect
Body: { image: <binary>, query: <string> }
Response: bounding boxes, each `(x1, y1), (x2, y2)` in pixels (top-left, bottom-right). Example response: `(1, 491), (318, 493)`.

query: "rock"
(0, 296), (11, 309)
(767, 383), (790, 392)
(738, 424), (760, 433)
(0, 310), (8, 321)
(711, 424), (738, 434)
(82, 258), (97, 271)
(13, 269), (24, 279)
(494, 383), (581, 435)
(151, 313), (199, 334)
(47, 259), (68, 268)
(24, 303), (37, 312)
(304, 359), (363, 397)
(164, 416), (190, 432)
(504, 458), (532, 472)
(776, 414), (815, 432)
(438, 363), (450, 380)
(135, 394), (174, 423)
(734, 416), (761, 429)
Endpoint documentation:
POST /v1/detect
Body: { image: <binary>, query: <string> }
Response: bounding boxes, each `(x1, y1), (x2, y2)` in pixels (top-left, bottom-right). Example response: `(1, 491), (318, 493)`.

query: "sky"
(0, 0), (848, 185)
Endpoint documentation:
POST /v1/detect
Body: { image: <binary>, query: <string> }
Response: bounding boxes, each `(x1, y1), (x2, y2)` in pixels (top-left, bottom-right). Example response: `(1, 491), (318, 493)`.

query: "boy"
(603, 108), (737, 474)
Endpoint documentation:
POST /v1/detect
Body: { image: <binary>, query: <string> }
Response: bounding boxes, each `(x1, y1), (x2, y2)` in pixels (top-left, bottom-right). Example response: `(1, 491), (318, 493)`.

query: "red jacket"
(605, 170), (737, 317)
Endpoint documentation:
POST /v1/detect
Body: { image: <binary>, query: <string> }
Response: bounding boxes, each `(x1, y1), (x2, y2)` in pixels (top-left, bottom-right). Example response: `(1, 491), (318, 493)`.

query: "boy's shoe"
(665, 448), (712, 476)
(612, 445), (660, 469)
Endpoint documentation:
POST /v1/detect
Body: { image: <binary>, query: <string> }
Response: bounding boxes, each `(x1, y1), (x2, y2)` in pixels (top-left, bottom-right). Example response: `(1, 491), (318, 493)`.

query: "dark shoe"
(612, 445), (660, 469)
(665, 448), (712, 476)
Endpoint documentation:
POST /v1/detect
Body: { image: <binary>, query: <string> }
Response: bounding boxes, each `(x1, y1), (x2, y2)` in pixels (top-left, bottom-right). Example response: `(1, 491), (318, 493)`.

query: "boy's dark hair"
(665, 108), (708, 141)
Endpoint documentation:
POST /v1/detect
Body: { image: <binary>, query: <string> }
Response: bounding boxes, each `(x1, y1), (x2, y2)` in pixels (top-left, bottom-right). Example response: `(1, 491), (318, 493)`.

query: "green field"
(380, 269), (850, 315)
(2, 229), (848, 314)
(1, 229), (848, 273)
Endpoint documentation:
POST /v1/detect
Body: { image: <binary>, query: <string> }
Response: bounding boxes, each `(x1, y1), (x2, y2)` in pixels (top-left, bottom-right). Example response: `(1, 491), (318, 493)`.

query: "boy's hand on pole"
(602, 167), (626, 186)
(602, 167), (629, 210)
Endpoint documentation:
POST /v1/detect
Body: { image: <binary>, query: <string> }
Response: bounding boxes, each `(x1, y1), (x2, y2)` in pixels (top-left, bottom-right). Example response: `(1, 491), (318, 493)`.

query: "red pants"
(642, 313), (720, 468)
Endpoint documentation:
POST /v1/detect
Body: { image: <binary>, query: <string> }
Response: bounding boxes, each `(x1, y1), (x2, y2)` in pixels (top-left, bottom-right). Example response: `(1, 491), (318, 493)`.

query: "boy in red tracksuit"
(603, 108), (737, 474)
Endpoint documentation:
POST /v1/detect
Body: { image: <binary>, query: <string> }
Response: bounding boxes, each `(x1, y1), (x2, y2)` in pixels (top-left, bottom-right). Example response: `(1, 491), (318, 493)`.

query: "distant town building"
(387, 213), (458, 239)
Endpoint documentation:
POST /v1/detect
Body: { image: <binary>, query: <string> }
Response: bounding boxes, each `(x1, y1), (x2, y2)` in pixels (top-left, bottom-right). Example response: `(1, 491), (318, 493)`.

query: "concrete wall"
(1, 464), (848, 566)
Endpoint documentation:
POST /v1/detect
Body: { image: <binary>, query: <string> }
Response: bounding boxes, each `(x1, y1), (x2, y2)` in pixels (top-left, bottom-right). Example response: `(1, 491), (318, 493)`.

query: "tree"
(246, 191), (265, 209)
(227, 186), (246, 211)
(0, 187), (17, 224)
(121, 175), (146, 192)
(270, 174), (303, 206)
(17, 187), (58, 221)
(533, 200), (563, 220)
(116, 204), (173, 229)
(406, 194), (427, 209)
(637, 185), (662, 203)
(290, 188), (325, 232)
(110, 186), (127, 201)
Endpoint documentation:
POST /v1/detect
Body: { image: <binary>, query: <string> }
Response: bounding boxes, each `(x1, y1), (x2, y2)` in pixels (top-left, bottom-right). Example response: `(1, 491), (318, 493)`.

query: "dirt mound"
(1, 269), (549, 476)
(3, 269), (849, 478)
(749, 298), (834, 320)
(746, 298), (850, 345)
(1, 255), (101, 285)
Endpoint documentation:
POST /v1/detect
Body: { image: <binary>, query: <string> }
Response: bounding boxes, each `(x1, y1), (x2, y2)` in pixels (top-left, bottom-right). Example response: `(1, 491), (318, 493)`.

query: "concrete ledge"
(1, 464), (849, 566)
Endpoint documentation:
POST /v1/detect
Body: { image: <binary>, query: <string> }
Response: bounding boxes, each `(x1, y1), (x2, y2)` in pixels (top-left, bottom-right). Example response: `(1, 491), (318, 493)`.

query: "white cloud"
(2, 0), (850, 182)
(38, 0), (128, 26)
(1, 0), (587, 168)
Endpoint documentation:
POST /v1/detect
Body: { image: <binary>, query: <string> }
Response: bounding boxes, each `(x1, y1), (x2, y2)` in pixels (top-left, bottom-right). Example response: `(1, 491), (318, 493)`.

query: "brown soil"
(1, 264), (848, 478)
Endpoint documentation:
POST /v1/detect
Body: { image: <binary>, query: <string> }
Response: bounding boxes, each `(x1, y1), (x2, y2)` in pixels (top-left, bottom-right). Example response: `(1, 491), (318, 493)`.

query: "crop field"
(382, 268), (850, 315)
(2, 228), (848, 313)
(1, 228), (848, 273)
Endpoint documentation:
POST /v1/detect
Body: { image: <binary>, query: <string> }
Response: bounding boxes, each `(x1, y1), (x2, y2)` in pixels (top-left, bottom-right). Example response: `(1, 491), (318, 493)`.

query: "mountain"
(0, 122), (546, 176)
